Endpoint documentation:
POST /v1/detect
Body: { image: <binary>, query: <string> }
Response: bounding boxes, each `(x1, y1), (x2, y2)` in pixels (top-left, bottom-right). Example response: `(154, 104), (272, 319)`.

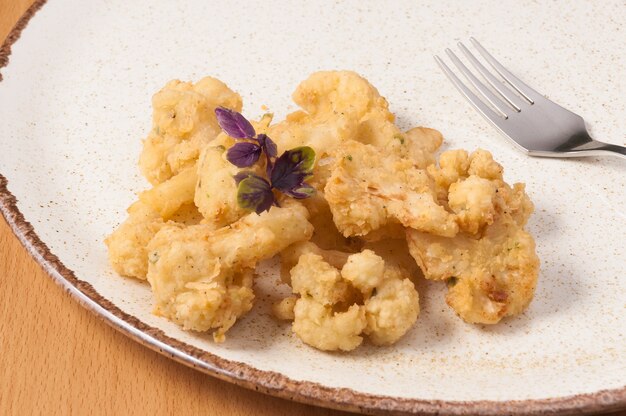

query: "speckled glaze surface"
(1, 1), (625, 414)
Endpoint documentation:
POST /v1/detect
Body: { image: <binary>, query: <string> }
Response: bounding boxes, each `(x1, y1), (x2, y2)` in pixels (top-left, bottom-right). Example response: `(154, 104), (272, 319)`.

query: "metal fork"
(435, 38), (626, 159)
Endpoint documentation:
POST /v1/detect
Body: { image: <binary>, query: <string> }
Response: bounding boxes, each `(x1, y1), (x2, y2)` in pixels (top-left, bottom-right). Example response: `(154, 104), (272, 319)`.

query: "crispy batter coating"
(429, 149), (534, 232)
(292, 71), (388, 118)
(269, 71), (443, 194)
(325, 140), (458, 237)
(139, 77), (242, 184)
(340, 250), (385, 294)
(146, 203), (313, 341)
(272, 296), (297, 321)
(291, 254), (353, 307)
(279, 241), (351, 285)
(407, 149), (538, 324)
(106, 167), (200, 280)
(105, 201), (166, 280)
(363, 268), (420, 345)
(287, 250), (419, 351)
(293, 298), (366, 352)
(301, 193), (362, 252)
(407, 217), (538, 324)
(139, 166), (198, 218)
(448, 175), (498, 235)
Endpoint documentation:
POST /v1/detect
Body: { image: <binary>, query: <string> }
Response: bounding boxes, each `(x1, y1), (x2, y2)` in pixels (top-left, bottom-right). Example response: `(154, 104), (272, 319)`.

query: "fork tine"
(434, 55), (506, 125)
(457, 42), (525, 112)
(470, 38), (539, 104)
(445, 48), (512, 118)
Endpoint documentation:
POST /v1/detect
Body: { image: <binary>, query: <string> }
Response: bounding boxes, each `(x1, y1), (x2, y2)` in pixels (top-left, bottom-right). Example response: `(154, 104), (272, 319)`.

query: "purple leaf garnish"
(270, 146), (315, 194)
(226, 142), (262, 168)
(283, 183), (316, 199)
(215, 107), (256, 139)
(257, 134), (277, 158)
(233, 171), (256, 185)
(237, 174), (274, 214)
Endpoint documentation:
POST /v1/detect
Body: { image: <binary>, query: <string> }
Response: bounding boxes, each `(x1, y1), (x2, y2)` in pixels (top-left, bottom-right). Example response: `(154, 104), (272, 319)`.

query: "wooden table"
(0, 2), (351, 414)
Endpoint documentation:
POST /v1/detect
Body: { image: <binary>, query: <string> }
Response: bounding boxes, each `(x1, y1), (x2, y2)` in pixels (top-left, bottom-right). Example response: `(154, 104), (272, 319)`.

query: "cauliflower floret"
(139, 77), (242, 184)
(269, 71), (400, 193)
(406, 217), (538, 324)
(325, 140), (458, 237)
(428, 149), (534, 232)
(279, 241), (351, 284)
(292, 298), (366, 352)
(286, 249), (419, 351)
(355, 114), (443, 170)
(292, 70), (388, 120)
(427, 149), (471, 194)
(364, 268), (420, 345)
(407, 150), (538, 324)
(146, 203), (313, 340)
(105, 167), (199, 280)
(340, 249), (385, 294)
(448, 175), (498, 234)
(468, 148), (505, 180)
(105, 202), (166, 280)
(291, 254), (351, 306)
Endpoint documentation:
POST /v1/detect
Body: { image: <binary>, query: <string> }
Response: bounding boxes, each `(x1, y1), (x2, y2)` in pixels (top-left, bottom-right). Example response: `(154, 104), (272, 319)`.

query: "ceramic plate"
(1, 1), (625, 414)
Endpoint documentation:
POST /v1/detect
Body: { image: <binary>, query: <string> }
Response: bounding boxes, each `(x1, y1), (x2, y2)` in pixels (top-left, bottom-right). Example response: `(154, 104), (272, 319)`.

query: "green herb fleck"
(214, 145), (226, 153)
(345, 155), (353, 161)
(447, 276), (458, 287)
(394, 134), (405, 144)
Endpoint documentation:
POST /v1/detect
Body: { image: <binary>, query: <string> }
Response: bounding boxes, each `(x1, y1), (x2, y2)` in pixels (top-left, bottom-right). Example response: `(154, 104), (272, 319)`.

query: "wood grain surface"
(0, 1), (352, 415)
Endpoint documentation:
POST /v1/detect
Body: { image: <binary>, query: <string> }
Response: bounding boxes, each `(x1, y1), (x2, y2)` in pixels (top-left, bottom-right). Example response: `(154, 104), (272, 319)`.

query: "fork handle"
(571, 140), (626, 159)
(587, 142), (626, 159)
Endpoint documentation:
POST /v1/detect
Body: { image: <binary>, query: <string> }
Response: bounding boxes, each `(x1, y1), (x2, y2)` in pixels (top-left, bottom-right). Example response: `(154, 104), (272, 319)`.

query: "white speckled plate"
(1, 1), (625, 414)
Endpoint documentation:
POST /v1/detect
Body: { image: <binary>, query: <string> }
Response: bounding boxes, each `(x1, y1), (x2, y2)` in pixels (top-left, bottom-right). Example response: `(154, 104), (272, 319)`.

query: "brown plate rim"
(1, 2), (625, 415)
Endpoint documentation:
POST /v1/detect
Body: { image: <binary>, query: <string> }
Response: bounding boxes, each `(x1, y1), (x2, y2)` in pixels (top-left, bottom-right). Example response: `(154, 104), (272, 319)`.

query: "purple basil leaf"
(257, 134), (277, 158)
(215, 107), (256, 139)
(233, 171), (256, 185)
(283, 183), (316, 199)
(270, 146), (315, 193)
(237, 174), (274, 214)
(226, 142), (262, 168)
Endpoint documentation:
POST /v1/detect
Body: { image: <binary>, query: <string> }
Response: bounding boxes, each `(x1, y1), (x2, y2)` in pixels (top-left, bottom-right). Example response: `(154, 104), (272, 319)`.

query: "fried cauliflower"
(407, 149), (539, 324)
(146, 203), (313, 341)
(139, 77), (242, 184)
(325, 140), (458, 238)
(105, 201), (167, 280)
(107, 71), (539, 348)
(286, 250), (419, 351)
(106, 167), (200, 280)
